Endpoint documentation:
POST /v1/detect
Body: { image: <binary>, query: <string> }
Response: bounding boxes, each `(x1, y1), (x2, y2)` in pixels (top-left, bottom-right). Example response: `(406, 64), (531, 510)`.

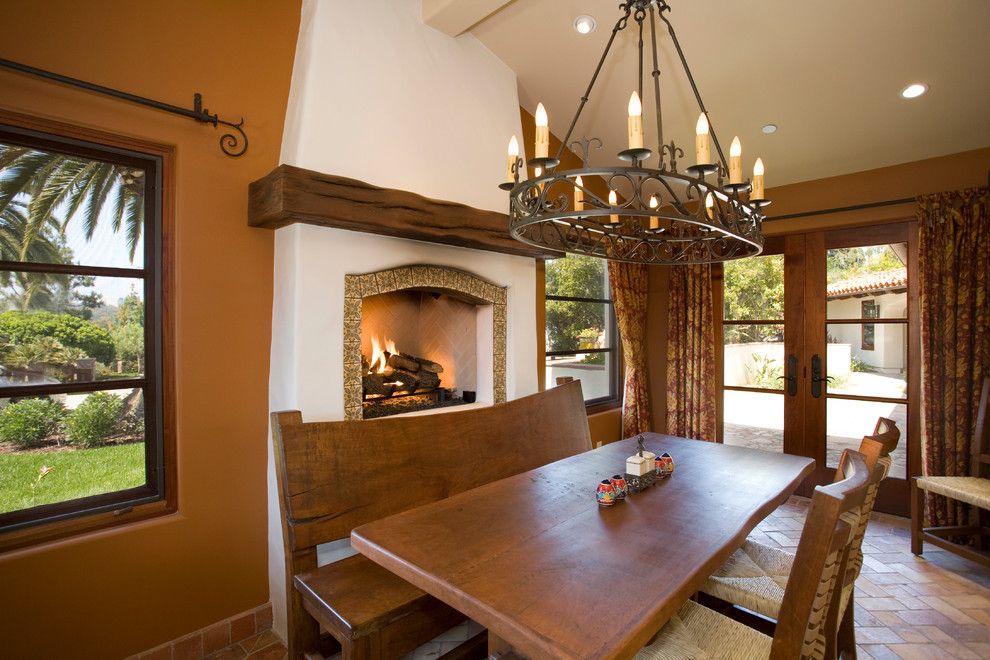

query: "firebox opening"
(360, 289), (486, 419)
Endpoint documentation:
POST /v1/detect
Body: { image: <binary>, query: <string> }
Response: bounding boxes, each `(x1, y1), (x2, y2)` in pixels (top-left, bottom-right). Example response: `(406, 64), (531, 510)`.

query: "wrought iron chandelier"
(501, 0), (769, 265)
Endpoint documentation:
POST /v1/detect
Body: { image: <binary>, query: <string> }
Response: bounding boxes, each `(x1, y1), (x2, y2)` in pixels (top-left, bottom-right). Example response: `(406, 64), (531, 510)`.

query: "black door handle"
(810, 353), (834, 398)
(777, 353), (798, 396)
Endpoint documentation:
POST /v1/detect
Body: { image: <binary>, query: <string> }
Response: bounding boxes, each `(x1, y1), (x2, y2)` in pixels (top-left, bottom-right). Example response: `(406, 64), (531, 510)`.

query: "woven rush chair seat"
(915, 476), (990, 509)
(701, 539), (792, 619)
(634, 599), (772, 660)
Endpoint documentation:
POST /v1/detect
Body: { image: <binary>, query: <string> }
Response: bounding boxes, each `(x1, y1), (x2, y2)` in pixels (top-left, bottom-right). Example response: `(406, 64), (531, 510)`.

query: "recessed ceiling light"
(761, 123), (778, 134)
(901, 83), (928, 99)
(573, 15), (597, 34)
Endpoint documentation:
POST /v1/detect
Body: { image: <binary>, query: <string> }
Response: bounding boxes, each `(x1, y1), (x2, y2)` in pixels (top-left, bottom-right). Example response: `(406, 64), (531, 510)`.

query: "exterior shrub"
(0, 398), (65, 448)
(65, 392), (124, 447)
(0, 311), (115, 364)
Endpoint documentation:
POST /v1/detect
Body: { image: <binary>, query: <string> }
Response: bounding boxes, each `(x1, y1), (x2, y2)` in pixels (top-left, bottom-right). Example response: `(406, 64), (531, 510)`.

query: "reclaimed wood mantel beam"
(248, 165), (560, 260)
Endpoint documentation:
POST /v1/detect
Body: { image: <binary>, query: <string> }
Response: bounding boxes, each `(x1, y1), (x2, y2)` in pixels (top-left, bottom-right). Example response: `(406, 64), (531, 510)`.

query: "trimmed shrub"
(0, 311), (115, 364)
(0, 398), (65, 448)
(65, 392), (124, 447)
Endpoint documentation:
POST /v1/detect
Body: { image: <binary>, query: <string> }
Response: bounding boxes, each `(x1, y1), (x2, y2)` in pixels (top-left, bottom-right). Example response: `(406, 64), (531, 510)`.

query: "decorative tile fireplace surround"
(343, 265), (507, 419)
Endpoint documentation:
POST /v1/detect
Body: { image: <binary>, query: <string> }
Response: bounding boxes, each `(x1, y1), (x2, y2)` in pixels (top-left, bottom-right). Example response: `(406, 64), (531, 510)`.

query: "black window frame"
(545, 259), (622, 409)
(0, 122), (168, 539)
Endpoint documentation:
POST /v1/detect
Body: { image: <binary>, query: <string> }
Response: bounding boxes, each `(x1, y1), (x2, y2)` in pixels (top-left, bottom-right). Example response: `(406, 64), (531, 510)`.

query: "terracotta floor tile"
(858, 597), (905, 611)
(885, 642), (976, 659)
(855, 627), (905, 644)
(858, 644), (901, 660)
(207, 647), (247, 660)
(244, 642), (287, 660)
(918, 596), (980, 624)
(239, 631), (280, 654)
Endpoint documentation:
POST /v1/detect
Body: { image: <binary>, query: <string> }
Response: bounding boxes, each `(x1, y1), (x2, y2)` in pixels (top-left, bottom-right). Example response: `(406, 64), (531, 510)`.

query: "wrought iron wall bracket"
(0, 58), (248, 157)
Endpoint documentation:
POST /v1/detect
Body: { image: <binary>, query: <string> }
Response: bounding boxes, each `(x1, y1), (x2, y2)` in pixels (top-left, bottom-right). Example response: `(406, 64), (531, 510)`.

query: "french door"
(716, 222), (919, 516)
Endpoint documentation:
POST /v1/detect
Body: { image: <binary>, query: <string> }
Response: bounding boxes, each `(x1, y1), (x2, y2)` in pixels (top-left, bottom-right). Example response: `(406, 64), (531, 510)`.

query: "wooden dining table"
(351, 433), (815, 659)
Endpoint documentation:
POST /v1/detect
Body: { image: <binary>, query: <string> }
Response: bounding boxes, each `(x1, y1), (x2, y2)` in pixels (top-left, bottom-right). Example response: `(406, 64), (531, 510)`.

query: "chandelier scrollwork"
(501, 0), (771, 265)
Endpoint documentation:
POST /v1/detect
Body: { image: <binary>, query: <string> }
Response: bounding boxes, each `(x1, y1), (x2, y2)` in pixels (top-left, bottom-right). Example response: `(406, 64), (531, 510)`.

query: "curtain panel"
(666, 264), (717, 441)
(918, 186), (990, 527)
(608, 261), (652, 437)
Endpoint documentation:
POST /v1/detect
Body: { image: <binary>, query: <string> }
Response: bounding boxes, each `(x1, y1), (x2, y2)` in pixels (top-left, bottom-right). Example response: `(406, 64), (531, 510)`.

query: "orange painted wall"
(0, 1), (300, 657)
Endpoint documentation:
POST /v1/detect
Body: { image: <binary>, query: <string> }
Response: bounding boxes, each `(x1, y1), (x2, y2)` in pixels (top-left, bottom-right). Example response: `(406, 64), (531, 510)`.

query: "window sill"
(586, 400), (622, 416)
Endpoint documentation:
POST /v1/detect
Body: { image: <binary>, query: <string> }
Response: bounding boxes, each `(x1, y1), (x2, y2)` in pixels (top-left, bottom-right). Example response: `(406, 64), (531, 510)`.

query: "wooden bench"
(272, 381), (593, 660)
(912, 376), (990, 567)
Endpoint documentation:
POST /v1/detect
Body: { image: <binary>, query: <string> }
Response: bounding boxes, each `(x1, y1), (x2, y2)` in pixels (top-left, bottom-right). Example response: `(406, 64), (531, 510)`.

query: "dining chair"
(635, 450), (871, 660)
(699, 419), (900, 657)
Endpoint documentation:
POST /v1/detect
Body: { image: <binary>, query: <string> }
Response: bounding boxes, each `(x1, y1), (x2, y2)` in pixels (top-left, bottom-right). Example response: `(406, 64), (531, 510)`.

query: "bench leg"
(289, 590), (323, 660)
(911, 477), (924, 556)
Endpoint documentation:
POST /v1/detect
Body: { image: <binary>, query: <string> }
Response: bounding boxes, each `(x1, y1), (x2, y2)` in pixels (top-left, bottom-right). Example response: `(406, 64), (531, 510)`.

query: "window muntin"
(545, 255), (620, 406)
(0, 124), (164, 536)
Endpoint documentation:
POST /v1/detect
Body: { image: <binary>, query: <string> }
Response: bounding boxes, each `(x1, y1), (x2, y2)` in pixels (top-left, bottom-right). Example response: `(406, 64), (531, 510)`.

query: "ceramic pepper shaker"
(596, 479), (616, 507)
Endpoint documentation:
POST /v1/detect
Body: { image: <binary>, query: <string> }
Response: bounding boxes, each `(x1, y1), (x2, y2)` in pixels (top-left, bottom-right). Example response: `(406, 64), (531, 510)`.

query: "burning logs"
(362, 373), (395, 398)
(386, 353), (443, 374)
(363, 351), (444, 400)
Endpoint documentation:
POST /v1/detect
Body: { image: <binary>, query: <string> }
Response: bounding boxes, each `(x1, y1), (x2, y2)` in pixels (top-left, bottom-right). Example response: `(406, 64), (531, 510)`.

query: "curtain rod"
(0, 57), (247, 157)
(765, 197), (915, 222)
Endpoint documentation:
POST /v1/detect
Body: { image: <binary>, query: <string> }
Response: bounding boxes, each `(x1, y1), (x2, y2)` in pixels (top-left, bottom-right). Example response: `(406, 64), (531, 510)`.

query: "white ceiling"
(470, 0), (990, 186)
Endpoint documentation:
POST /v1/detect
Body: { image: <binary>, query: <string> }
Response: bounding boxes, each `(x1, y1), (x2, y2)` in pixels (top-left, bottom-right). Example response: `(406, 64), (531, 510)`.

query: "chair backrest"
(271, 381), (592, 563)
(770, 450), (870, 660)
(871, 417), (901, 457)
(971, 376), (990, 479)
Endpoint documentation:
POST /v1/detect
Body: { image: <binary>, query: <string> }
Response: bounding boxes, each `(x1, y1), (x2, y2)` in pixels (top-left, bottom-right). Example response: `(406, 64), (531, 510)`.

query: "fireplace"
(343, 265), (507, 420)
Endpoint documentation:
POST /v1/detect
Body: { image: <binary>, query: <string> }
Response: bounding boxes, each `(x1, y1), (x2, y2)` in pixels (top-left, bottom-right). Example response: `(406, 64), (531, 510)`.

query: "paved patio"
(724, 390), (907, 479)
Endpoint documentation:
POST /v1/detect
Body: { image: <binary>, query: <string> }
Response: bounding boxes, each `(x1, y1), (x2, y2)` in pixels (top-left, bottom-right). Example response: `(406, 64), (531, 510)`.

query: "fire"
(368, 336), (397, 374)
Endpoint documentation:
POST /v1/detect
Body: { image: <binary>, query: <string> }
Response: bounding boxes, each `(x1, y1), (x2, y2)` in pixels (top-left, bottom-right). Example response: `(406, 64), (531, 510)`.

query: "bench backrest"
(272, 380), (593, 555)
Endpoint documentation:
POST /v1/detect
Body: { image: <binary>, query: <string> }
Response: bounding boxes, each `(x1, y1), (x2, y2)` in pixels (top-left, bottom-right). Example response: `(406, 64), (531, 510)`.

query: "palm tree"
(0, 144), (144, 260)
(0, 200), (71, 310)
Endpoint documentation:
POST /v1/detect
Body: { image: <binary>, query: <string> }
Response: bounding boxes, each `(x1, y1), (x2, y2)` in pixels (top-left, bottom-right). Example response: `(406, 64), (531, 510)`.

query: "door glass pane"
(826, 322), (907, 398)
(724, 254), (784, 321)
(826, 243), (907, 319)
(723, 389), (784, 453)
(826, 400), (906, 480)
(546, 352), (614, 401)
(723, 325), (785, 389)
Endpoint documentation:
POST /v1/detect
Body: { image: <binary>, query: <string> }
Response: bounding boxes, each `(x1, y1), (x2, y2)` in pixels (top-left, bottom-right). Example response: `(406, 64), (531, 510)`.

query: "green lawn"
(0, 443), (145, 514)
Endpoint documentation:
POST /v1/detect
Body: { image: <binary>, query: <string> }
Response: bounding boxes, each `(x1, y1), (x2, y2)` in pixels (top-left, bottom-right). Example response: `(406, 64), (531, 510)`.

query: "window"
(0, 117), (171, 549)
(862, 300), (878, 350)
(545, 255), (620, 407)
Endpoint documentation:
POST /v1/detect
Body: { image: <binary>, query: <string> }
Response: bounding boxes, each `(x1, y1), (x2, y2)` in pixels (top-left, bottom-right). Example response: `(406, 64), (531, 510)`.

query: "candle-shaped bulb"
(608, 189), (619, 224)
(751, 158), (766, 200)
(534, 103), (549, 159)
(729, 136), (743, 184)
(574, 175), (585, 212)
(506, 135), (519, 183)
(648, 195), (659, 230)
(627, 92), (644, 150)
(705, 192), (715, 218)
(695, 113), (711, 165)
(648, 195), (659, 209)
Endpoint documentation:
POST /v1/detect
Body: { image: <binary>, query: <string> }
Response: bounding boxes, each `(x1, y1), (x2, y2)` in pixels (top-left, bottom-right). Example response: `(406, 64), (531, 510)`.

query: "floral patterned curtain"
(666, 264), (717, 441)
(608, 261), (652, 437)
(919, 187), (990, 527)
